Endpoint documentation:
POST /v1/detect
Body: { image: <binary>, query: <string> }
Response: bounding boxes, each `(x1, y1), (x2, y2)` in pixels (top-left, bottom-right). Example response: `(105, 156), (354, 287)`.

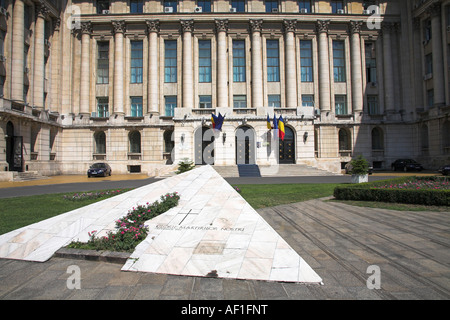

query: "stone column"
(11, 0), (25, 101)
(113, 20), (126, 114)
(50, 18), (61, 113)
(316, 20), (331, 112)
(215, 19), (229, 109)
(284, 19), (297, 109)
(146, 20), (160, 114)
(79, 21), (92, 115)
(429, 3), (445, 106)
(181, 20), (194, 109)
(412, 18), (424, 110)
(381, 22), (395, 113)
(250, 19), (263, 109)
(349, 21), (363, 112)
(33, 3), (48, 108)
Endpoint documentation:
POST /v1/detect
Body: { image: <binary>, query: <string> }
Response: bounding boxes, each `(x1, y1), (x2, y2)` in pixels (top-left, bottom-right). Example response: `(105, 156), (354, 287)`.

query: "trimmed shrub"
(333, 176), (450, 206)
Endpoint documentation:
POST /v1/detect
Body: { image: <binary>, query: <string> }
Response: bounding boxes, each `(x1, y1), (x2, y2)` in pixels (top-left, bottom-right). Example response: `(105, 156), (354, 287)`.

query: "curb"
(54, 247), (131, 265)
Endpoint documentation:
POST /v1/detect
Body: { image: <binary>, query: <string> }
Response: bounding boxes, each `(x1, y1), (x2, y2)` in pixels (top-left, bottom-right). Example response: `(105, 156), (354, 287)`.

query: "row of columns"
(11, 0), (50, 109)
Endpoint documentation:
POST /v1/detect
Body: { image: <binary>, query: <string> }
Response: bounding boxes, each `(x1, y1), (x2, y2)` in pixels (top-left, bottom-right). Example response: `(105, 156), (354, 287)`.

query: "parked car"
(87, 163), (112, 177)
(344, 162), (373, 175)
(391, 159), (423, 172)
(438, 165), (450, 176)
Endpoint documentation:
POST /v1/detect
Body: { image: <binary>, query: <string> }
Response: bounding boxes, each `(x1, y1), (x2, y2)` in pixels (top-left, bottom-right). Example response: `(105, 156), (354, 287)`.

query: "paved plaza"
(0, 167), (449, 300)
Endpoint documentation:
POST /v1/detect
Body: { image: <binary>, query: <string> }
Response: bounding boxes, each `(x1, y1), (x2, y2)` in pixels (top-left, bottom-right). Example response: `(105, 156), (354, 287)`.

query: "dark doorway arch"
(6, 121), (23, 172)
(279, 126), (295, 164)
(195, 126), (215, 165)
(236, 125), (256, 165)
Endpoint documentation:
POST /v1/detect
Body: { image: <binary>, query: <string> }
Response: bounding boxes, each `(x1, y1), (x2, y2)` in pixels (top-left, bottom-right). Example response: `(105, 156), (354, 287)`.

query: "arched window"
(442, 121), (450, 154)
(94, 131), (106, 154)
(129, 131), (141, 154)
(371, 127), (384, 150)
(338, 128), (351, 151)
(164, 130), (174, 153)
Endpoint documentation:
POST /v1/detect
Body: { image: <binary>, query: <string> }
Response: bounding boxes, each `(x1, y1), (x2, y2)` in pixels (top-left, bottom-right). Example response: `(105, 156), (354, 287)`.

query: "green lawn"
(234, 183), (341, 209)
(0, 189), (130, 235)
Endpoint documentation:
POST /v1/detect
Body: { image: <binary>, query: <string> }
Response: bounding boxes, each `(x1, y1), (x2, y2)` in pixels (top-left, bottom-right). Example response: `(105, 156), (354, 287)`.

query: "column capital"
(181, 19), (194, 33)
(112, 20), (126, 34)
(146, 19), (160, 34)
(80, 21), (93, 35)
(348, 20), (363, 34)
(53, 18), (61, 32)
(249, 19), (263, 33)
(427, 2), (442, 17)
(215, 19), (229, 34)
(283, 19), (297, 34)
(315, 20), (330, 34)
(35, 2), (49, 19)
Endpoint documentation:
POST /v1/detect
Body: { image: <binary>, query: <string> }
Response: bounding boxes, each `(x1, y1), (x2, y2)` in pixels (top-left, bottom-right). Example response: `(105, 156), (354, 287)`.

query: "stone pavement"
(0, 198), (449, 300)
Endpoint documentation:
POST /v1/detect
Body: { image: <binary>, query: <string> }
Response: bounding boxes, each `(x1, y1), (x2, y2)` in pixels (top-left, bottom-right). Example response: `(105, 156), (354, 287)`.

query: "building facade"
(0, 0), (449, 178)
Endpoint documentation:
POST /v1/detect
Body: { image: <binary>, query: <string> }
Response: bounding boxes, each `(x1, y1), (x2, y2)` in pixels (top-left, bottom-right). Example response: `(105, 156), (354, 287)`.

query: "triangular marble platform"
(121, 166), (322, 283)
(0, 165), (322, 283)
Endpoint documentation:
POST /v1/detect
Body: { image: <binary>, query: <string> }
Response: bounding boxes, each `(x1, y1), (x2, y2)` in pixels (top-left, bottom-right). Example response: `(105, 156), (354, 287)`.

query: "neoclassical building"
(0, 0), (449, 178)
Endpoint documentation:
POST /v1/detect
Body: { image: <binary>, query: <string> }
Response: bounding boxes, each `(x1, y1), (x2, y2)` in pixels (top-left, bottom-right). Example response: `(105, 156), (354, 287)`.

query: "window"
(130, 0), (143, 13)
(94, 131), (106, 154)
(424, 19), (432, 42)
(367, 95), (379, 115)
(427, 89), (434, 108)
(335, 95), (347, 115)
(0, 75), (4, 97)
(197, 0), (211, 12)
(233, 40), (246, 82)
(331, 0), (343, 13)
(298, 0), (311, 12)
(131, 41), (143, 84)
(97, 97), (109, 117)
(164, 40), (177, 83)
(130, 97), (143, 117)
(333, 40), (346, 82)
(0, 30), (5, 57)
(231, 0), (245, 12)
(266, 0), (279, 12)
(268, 95), (281, 108)
(233, 95), (247, 108)
(165, 96), (177, 116)
(300, 40), (313, 82)
(365, 42), (377, 84)
(129, 131), (141, 154)
(302, 95), (314, 107)
(267, 40), (280, 82)
(199, 40), (211, 83)
(97, 0), (110, 14)
(371, 127), (384, 150)
(164, 1), (177, 12)
(97, 42), (109, 84)
(338, 128), (351, 151)
(425, 53), (433, 76)
(199, 95), (212, 108)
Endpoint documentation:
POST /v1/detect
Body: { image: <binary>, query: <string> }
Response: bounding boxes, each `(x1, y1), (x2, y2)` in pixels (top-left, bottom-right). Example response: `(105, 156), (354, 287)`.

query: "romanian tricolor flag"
(278, 115), (285, 141)
(211, 113), (225, 131)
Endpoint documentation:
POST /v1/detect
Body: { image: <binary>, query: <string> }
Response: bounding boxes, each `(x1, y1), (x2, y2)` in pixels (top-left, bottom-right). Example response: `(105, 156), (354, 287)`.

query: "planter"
(351, 174), (368, 184)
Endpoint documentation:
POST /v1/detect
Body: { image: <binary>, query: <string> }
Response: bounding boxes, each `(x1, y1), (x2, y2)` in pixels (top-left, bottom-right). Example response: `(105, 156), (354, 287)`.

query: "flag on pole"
(278, 115), (285, 141)
(211, 113), (225, 131)
(273, 114), (278, 138)
(267, 115), (272, 130)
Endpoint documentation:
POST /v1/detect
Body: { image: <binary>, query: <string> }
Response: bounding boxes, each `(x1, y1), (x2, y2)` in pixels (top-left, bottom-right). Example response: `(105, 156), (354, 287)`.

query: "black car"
(438, 165), (450, 176)
(87, 163), (112, 177)
(391, 159), (423, 172)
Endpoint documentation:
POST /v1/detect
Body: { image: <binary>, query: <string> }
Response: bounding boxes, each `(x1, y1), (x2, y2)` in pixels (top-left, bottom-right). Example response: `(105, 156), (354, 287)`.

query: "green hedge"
(333, 177), (450, 206)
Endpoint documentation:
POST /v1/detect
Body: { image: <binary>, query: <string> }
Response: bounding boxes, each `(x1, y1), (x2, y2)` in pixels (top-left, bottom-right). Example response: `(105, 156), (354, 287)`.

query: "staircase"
(13, 171), (49, 182)
(237, 164), (261, 177)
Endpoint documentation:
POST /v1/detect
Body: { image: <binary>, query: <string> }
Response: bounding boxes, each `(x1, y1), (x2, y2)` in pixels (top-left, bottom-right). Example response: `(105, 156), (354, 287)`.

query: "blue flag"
(212, 113), (225, 131)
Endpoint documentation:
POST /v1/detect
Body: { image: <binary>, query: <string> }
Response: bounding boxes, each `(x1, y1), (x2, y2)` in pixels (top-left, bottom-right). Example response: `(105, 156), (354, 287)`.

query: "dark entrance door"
(195, 126), (215, 165)
(236, 126), (255, 165)
(279, 126), (295, 164)
(6, 122), (24, 172)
